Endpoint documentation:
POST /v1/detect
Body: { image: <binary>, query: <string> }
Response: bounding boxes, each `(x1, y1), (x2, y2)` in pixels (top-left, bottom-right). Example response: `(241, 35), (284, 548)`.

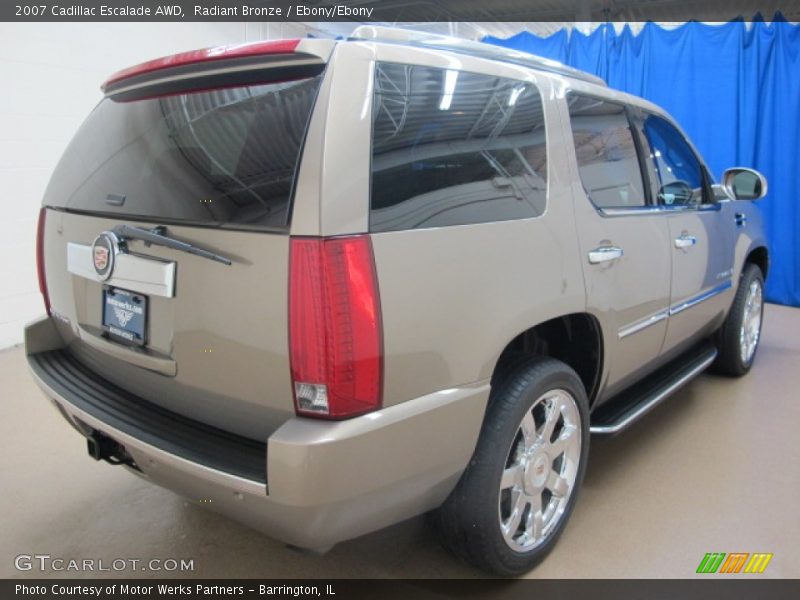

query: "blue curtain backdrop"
(484, 18), (800, 307)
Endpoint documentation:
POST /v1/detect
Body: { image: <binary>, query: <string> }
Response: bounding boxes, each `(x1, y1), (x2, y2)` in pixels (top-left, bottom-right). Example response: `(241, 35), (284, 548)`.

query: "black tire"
(430, 357), (590, 576)
(713, 264), (765, 377)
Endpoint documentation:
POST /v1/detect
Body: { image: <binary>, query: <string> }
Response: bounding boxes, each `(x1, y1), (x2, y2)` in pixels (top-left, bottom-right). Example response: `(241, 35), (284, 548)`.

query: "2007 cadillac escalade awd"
(25, 27), (769, 575)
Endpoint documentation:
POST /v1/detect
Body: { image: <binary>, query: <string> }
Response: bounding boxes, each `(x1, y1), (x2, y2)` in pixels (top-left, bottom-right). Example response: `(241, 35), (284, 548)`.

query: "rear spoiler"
(102, 38), (335, 101)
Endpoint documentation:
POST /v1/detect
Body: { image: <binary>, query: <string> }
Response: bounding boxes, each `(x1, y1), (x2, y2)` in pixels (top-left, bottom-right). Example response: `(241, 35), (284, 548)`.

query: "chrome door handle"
(735, 212), (747, 227)
(674, 235), (697, 249)
(588, 246), (624, 264)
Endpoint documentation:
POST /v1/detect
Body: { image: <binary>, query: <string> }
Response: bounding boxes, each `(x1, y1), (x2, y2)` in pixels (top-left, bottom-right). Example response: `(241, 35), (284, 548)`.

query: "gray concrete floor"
(2, 304), (799, 579)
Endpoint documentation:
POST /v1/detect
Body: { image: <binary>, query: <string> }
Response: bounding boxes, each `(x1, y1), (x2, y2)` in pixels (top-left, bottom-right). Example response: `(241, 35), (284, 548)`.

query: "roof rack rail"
(350, 25), (606, 87)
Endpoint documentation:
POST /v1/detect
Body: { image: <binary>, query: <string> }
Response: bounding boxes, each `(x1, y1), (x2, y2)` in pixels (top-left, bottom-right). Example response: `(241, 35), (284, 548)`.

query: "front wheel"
(431, 358), (590, 576)
(714, 264), (764, 376)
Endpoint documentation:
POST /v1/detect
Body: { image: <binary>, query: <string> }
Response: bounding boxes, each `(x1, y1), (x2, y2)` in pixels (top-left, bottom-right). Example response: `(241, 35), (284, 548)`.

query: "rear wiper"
(112, 224), (232, 266)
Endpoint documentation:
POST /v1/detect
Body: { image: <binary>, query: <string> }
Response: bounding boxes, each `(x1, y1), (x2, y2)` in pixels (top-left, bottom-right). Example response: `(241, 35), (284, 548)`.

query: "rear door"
(39, 41), (331, 440)
(564, 93), (672, 396)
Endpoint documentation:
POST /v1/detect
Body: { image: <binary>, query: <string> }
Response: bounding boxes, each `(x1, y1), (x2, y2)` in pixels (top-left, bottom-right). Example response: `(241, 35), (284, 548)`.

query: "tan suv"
(25, 27), (769, 575)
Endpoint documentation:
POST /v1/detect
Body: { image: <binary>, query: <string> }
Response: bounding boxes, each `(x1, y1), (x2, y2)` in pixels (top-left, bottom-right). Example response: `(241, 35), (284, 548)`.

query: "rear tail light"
(289, 235), (383, 419)
(36, 207), (51, 315)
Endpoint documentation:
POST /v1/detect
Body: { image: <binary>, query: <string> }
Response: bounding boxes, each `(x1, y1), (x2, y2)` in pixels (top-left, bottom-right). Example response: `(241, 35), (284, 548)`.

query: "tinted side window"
(639, 114), (706, 206)
(567, 94), (646, 209)
(369, 63), (547, 232)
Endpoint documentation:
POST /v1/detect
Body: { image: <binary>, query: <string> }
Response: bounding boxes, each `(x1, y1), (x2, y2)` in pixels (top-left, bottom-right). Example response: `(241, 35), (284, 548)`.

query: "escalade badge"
(92, 231), (119, 280)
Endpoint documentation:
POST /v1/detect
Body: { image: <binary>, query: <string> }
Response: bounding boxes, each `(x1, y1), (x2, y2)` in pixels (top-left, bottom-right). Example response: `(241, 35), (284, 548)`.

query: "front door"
(634, 112), (735, 354)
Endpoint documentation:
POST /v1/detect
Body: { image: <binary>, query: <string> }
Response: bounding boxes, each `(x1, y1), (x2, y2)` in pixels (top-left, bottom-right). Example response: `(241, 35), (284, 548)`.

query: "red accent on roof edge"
(102, 39), (301, 90)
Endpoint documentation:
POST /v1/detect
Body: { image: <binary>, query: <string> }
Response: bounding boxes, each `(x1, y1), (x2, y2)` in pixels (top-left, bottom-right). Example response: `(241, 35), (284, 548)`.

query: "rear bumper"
(25, 316), (489, 549)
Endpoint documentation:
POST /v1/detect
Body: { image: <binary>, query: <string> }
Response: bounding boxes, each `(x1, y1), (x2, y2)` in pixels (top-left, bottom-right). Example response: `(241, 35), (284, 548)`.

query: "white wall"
(0, 21), (318, 348)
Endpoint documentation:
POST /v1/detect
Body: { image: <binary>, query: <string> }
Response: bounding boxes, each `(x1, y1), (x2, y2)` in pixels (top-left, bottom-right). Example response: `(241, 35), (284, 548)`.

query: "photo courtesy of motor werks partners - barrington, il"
(15, 583), (334, 597)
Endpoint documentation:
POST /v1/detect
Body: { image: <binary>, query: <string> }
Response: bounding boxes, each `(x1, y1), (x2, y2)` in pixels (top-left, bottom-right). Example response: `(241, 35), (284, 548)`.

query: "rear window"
(369, 62), (547, 232)
(44, 75), (324, 231)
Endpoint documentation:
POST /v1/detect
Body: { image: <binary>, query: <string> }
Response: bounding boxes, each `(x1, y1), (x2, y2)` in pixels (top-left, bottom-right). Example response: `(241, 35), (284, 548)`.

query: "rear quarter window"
(369, 62), (548, 233)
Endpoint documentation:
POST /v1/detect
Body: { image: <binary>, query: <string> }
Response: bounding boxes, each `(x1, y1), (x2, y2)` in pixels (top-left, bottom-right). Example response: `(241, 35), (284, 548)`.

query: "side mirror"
(721, 167), (768, 201)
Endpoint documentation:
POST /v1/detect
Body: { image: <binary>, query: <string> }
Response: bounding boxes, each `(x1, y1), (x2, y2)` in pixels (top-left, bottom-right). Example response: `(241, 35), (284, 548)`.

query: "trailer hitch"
(86, 431), (138, 469)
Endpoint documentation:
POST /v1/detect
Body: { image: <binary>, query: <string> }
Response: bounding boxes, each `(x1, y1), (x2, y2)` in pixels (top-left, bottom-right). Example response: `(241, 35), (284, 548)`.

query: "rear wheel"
(431, 358), (589, 576)
(714, 264), (764, 376)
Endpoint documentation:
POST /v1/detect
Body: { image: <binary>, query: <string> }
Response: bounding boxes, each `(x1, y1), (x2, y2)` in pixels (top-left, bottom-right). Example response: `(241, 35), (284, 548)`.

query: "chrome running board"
(590, 342), (718, 436)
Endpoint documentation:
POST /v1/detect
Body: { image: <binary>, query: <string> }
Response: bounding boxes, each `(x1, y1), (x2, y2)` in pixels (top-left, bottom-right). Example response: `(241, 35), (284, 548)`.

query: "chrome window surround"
(599, 203), (721, 218)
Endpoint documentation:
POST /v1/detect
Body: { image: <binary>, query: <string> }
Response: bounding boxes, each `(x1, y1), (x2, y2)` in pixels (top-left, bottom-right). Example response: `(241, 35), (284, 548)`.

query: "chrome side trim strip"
(618, 310), (668, 339)
(669, 280), (732, 316)
(599, 203), (721, 217)
(67, 242), (176, 298)
(601, 206), (688, 217)
(590, 348), (717, 435)
(618, 280), (732, 339)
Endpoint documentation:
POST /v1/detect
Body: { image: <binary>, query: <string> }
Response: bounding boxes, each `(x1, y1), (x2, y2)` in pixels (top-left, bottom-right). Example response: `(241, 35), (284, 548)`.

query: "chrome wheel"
(739, 279), (763, 365)
(498, 389), (582, 552)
